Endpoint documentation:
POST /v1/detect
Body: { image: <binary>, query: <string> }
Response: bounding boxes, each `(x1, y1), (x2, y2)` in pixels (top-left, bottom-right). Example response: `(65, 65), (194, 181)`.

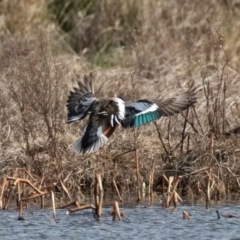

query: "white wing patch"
(110, 114), (114, 127)
(113, 98), (125, 120)
(135, 103), (159, 116)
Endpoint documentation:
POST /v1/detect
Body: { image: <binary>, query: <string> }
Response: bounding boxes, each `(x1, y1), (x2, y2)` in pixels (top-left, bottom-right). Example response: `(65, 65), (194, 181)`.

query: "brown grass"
(0, 0), (240, 205)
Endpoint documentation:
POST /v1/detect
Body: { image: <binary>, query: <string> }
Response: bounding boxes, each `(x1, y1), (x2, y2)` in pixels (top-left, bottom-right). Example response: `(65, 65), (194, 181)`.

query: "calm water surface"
(1, 204), (240, 240)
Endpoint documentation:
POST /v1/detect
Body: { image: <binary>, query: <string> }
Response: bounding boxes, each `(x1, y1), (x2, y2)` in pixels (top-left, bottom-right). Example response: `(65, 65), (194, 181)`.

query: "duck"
(66, 73), (199, 154)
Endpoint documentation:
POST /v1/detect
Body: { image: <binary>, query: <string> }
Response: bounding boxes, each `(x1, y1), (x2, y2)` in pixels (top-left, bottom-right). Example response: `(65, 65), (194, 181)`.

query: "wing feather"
(156, 84), (199, 116)
(67, 74), (96, 123)
(121, 84), (200, 128)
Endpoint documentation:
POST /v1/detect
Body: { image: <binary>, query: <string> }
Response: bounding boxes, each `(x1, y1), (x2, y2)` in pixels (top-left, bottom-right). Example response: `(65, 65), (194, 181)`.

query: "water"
(1, 204), (240, 240)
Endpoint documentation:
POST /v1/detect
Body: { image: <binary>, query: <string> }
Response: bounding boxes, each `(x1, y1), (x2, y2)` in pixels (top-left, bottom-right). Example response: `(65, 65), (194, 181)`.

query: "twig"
(154, 122), (169, 156)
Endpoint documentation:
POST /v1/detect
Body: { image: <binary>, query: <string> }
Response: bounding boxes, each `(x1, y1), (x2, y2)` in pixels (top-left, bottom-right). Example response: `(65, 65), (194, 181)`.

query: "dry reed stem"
(112, 159), (122, 201)
(172, 177), (180, 193)
(163, 175), (183, 203)
(51, 191), (56, 219)
(67, 204), (96, 214)
(7, 177), (43, 194)
(221, 166), (240, 189)
(135, 149), (141, 203)
(111, 201), (122, 221)
(182, 211), (191, 220)
(180, 108), (189, 155)
(208, 131), (215, 155)
(60, 181), (72, 201)
(3, 185), (12, 210)
(14, 168), (35, 182)
(113, 179), (122, 202)
(21, 191), (49, 201)
(172, 191), (178, 208)
(164, 176), (181, 208)
(58, 200), (81, 209)
(17, 182), (24, 220)
(205, 169), (213, 209)
(154, 122), (169, 156)
(94, 174), (103, 219)
(0, 177), (7, 210)
(196, 181), (205, 197)
(148, 174), (153, 206)
(180, 167), (210, 178)
(171, 177), (181, 208)
(40, 195), (44, 209)
(165, 176), (174, 208)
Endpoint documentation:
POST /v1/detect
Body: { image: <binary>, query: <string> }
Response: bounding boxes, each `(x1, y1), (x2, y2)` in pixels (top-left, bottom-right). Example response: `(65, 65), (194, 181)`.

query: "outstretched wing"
(72, 115), (116, 154)
(155, 85), (199, 116)
(121, 85), (199, 128)
(121, 100), (161, 128)
(66, 74), (96, 123)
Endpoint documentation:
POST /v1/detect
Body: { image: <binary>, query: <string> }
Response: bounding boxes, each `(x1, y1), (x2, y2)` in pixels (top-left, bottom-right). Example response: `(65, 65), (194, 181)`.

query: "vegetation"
(0, 0), (240, 205)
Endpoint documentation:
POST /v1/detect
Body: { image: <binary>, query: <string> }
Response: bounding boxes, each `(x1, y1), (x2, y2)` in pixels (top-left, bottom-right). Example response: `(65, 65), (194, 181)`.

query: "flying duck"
(67, 74), (199, 154)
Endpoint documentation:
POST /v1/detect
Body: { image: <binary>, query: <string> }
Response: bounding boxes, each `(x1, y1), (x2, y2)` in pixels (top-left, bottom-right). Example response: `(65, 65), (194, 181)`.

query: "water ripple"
(0, 205), (240, 240)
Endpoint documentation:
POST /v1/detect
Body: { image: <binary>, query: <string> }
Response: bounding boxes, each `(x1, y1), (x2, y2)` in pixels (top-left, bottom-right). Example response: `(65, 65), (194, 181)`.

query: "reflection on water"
(1, 204), (240, 240)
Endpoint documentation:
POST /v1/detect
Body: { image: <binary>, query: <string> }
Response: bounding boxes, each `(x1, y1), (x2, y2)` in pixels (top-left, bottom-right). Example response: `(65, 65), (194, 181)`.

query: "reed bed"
(0, 0), (240, 218)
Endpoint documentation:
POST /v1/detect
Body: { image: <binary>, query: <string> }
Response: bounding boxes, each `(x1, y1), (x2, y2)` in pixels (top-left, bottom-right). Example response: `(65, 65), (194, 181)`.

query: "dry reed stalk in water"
(51, 191), (56, 219)
(171, 177), (181, 208)
(148, 174), (153, 206)
(94, 174), (103, 219)
(8, 177), (43, 194)
(58, 200), (80, 209)
(165, 176), (174, 208)
(163, 175), (183, 203)
(112, 159), (123, 202)
(67, 204), (96, 214)
(40, 195), (44, 209)
(0, 177), (7, 209)
(111, 201), (122, 221)
(17, 182), (24, 220)
(182, 211), (191, 220)
(21, 191), (49, 201)
(135, 149), (141, 203)
(172, 191), (178, 208)
(3, 185), (12, 210)
(113, 179), (122, 202)
(205, 168), (212, 209)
